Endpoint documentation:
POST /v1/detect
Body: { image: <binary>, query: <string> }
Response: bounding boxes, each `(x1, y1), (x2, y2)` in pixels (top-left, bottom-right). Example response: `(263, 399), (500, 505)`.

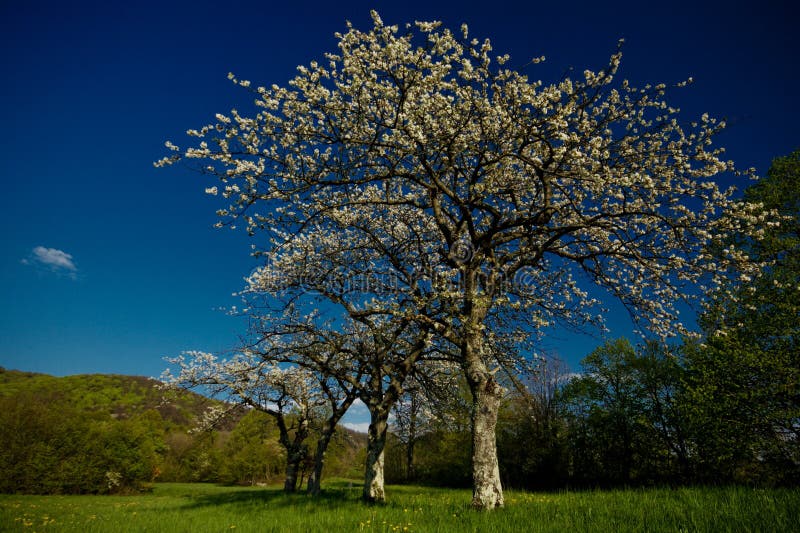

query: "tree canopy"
(159, 11), (768, 509)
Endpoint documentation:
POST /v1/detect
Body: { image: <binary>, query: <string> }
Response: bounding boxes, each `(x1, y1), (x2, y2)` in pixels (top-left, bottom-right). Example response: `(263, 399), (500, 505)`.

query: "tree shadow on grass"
(180, 483), (364, 511)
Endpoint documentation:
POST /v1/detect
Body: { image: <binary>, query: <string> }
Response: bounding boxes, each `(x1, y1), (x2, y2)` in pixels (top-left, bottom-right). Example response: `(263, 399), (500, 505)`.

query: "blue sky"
(1, 0), (797, 402)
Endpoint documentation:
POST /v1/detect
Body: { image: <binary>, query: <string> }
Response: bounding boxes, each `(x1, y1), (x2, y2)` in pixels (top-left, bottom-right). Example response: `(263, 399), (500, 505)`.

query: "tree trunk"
(307, 429), (333, 496)
(406, 437), (416, 482)
(277, 413), (309, 494)
(406, 392), (418, 481)
(363, 406), (390, 503)
(464, 329), (504, 510)
(308, 396), (355, 496)
(284, 459), (300, 493)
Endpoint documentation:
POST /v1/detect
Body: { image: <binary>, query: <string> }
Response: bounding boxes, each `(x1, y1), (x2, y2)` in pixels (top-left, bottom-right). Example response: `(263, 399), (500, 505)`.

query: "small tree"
(160, 12), (766, 508)
(162, 353), (327, 492)
(247, 311), (434, 502)
(245, 321), (361, 495)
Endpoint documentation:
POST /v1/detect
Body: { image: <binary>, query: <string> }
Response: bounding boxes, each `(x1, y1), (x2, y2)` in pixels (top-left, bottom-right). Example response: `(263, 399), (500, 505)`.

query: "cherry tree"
(162, 352), (330, 492)
(232, 159), (442, 502)
(159, 12), (768, 509)
(243, 302), (435, 502)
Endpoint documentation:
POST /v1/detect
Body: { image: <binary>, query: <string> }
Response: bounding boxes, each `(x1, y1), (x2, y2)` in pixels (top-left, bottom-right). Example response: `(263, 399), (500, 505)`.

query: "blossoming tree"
(162, 353), (333, 493)
(159, 12), (767, 509)
(242, 295), (437, 502)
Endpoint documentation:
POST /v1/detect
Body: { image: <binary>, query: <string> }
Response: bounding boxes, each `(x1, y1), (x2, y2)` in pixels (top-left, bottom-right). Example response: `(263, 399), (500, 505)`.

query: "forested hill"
(0, 368), (365, 495)
(0, 367), (215, 428)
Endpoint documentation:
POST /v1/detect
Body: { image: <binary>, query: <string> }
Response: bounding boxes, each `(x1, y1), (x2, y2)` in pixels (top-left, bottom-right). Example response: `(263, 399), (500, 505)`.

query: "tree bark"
(363, 406), (390, 503)
(306, 439), (327, 495)
(405, 392), (418, 482)
(464, 328), (504, 510)
(277, 413), (309, 493)
(405, 436), (416, 482)
(307, 396), (355, 496)
(284, 458), (300, 493)
(307, 423), (335, 496)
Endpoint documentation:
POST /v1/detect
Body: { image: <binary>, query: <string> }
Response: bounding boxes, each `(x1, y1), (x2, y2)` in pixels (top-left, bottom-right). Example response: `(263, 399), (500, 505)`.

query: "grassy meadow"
(1, 481), (798, 532)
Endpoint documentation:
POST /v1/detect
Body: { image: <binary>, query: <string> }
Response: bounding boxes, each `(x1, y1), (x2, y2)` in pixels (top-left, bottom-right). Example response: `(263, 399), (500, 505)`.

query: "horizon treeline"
(384, 336), (798, 490)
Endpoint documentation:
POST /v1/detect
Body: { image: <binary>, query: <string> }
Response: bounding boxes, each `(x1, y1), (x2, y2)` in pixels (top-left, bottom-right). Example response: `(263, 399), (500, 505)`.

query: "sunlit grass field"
(1, 481), (797, 532)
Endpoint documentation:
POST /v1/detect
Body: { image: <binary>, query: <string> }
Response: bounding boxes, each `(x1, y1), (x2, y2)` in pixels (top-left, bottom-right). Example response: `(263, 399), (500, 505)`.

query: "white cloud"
(22, 246), (78, 278)
(342, 422), (370, 434)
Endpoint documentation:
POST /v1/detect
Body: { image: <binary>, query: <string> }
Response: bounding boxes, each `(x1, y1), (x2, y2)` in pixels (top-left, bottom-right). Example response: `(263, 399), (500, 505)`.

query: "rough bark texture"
(277, 414), (309, 493)
(464, 327), (505, 510)
(363, 407), (389, 503)
(308, 395), (355, 496)
(469, 373), (504, 509)
(306, 438), (327, 495)
(283, 460), (300, 493)
(307, 428), (333, 496)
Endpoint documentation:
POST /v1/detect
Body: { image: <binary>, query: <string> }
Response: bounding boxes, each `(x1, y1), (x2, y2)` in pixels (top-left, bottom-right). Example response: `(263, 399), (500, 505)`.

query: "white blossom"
(159, 12), (770, 509)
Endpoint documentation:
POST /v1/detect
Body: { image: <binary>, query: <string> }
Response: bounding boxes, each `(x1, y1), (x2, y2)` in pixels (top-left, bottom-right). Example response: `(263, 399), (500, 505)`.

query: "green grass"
(1, 481), (798, 532)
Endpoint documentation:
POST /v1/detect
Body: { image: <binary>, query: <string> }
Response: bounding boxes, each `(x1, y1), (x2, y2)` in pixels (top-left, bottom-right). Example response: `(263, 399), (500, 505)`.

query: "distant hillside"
(0, 367), (366, 495)
(0, 367), (217, 429)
